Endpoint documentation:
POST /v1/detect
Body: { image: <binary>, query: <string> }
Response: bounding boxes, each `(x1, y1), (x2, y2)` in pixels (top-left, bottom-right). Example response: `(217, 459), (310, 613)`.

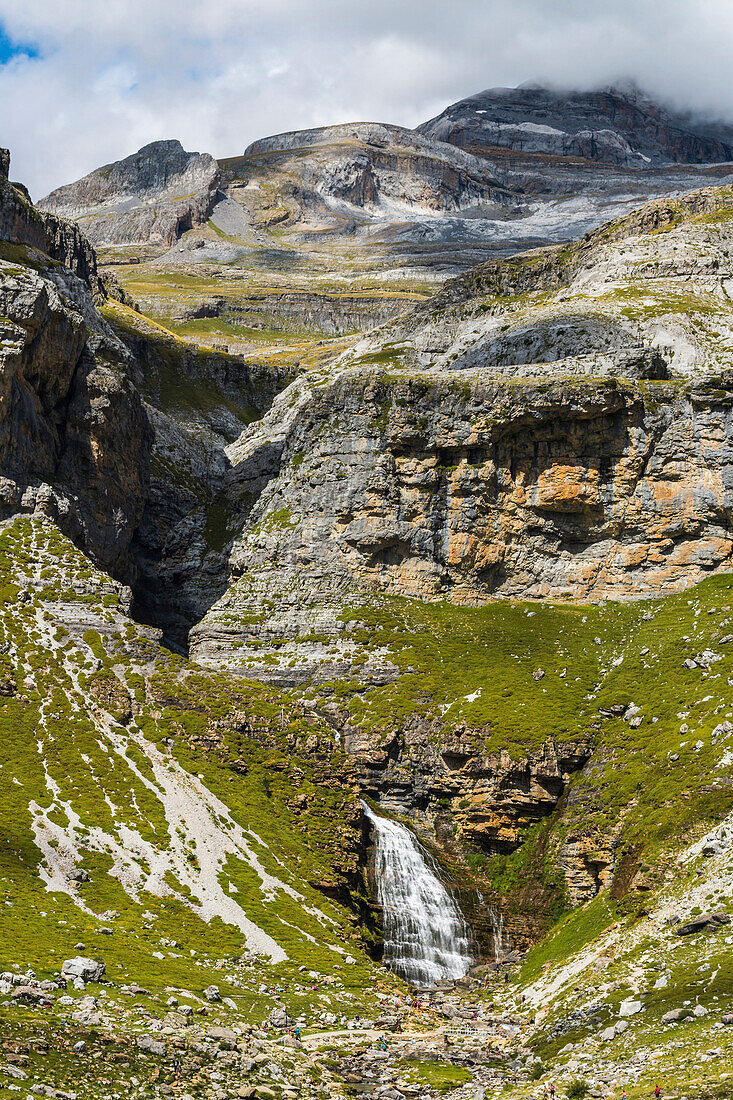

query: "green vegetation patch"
(395, 1059), (473, 1092)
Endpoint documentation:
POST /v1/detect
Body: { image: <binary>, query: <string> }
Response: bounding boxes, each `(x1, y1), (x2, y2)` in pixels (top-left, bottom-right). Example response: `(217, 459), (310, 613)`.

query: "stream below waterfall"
(363, 802), (473, 986)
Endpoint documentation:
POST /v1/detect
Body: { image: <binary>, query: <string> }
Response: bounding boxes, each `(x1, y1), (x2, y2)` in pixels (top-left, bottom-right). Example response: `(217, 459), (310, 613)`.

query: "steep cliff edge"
(0, 150), (151, 577)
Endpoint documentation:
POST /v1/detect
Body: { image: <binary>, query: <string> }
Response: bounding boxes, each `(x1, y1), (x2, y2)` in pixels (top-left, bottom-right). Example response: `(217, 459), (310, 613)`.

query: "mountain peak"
(418, 81), (733, 166)
(39, 139), (220, 246)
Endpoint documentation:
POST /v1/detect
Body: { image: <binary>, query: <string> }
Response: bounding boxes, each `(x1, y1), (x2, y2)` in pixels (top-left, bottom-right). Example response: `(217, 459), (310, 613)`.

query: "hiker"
(654, 1088), (661, 1099)
(295, 1026), (301, 1041)
(549, 1085), (555, 1099)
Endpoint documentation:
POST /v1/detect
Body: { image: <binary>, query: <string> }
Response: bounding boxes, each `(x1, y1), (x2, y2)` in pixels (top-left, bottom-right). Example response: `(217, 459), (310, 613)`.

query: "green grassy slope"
(0, 515), (386, 1006)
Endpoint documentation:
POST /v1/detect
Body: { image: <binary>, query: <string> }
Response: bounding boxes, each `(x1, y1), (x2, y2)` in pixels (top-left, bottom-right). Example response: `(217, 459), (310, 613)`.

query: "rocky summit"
(40, 139), (221, 246)
(419, 81), (733, 167)
(2, 79), (733, 1100)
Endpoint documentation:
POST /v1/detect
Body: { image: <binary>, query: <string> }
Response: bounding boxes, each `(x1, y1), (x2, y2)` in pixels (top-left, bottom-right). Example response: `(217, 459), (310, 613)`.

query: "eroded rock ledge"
(188, 369), (733, 682)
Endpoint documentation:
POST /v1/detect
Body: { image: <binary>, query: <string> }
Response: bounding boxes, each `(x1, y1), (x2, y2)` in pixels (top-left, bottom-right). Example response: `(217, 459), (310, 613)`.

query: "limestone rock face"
(189, 370), (733, 678)
(419, 82), (733, 167)
(179, 182), (733, 686)
(241, 122), (511, 213)
(0, 153), (104, 296)
(39, 139), (221, 246)
(352, 720), (589, 852)
(0, 151), (151, 578)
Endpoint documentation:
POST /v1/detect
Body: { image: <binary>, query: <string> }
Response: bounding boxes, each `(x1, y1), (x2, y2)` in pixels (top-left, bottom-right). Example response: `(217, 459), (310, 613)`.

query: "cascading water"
(363, 802), (472, 986)
(476, 889), (504, 962)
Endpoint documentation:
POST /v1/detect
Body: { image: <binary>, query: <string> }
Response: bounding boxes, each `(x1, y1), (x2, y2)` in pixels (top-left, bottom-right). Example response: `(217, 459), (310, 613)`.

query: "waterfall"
(478, 889), (505, 963)
(363, 802), (472, 987)
(491, 910), (504, 962)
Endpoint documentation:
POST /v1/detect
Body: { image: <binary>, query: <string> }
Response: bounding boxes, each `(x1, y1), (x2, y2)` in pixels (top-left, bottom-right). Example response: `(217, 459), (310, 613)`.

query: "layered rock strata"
(0, 150), (151, 577)
(239, 122), (512, 213)
(189, 370), (733, 677)
(419, 82), (733, 167)
(40, 140), (221, 246)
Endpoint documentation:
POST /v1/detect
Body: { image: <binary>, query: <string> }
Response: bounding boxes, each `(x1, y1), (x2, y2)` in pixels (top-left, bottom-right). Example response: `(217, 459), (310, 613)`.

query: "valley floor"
(0, 515), (731, 1100)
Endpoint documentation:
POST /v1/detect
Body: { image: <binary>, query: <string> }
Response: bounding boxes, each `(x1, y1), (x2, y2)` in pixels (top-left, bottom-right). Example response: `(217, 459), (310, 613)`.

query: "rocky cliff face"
(170, 287), (418, 338)
(0, 151), (152, 578)
(112, 315), (298, 642)
(419, 82), (733, 167)
(239, 123), (512, 214)
(39, 139), (221, 246)
(0, 152), (105, 296)
(170, 183), (733, 685)
(186, 369), (733, 681)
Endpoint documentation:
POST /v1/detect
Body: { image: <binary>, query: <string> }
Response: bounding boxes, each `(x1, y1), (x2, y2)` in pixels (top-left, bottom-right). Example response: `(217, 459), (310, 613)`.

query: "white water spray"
(363, 802), (472, 986)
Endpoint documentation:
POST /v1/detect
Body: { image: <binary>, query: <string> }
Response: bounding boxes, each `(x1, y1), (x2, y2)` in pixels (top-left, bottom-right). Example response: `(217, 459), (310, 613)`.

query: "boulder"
(203, 985), (221, 1003)
(162, 1011), (190, 1029)
(61, 957), (105, 983)
(268, 1006), (294, 1029)
(68, 868), (90, 883)
(375, 1014), (403, 1032)
(675, 912), (731, 936)
(662, 1008), (694, 1024)
(137, 1034), (166, 1055)
(206, 1026), (238, 1042)
(11, 985), (53, 1007)
(1, 1064), (27, 1080)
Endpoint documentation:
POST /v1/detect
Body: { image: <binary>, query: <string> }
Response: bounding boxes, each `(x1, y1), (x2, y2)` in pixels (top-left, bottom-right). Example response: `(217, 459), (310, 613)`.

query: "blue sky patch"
(0, 24), (39, 64)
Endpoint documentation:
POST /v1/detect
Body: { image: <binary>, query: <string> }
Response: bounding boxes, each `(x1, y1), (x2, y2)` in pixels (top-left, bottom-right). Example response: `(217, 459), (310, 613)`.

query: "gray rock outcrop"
(419, 82), (733, 167)
(61, 957), (105, 983)
(241, 122), (511, 213)
(40, 140), (221, 246)
(0, 150), (152, 578)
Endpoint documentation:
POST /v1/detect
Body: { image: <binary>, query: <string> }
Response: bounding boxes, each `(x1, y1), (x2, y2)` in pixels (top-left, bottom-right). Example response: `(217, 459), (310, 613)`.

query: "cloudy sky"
(2, 0), (733, 199)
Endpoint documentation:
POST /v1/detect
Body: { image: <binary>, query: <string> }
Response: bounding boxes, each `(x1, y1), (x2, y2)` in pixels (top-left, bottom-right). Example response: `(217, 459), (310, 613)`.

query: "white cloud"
(1, 0), (733, 198)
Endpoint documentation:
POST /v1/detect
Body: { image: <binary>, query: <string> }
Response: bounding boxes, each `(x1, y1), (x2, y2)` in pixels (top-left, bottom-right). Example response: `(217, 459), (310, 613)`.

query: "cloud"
(1, 0), (733, 198)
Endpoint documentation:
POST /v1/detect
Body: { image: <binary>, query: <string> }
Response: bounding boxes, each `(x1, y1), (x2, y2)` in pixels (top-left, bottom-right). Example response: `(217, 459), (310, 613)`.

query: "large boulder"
(268, 1005), (294, 1029)
(675, 912), (731, 936)
(61, 957), (106, 983)
(137, 1034), (166, 1055)
(661, 1008), (694, 1024)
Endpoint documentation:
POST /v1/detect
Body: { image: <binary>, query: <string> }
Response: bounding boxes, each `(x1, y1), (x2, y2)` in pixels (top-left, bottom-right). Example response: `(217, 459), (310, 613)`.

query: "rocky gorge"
(3, 78), (733, 1100)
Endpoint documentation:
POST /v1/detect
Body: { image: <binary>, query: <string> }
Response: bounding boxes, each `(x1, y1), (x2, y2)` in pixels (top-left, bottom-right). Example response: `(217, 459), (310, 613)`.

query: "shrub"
(567, 1081), (589, 1100)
